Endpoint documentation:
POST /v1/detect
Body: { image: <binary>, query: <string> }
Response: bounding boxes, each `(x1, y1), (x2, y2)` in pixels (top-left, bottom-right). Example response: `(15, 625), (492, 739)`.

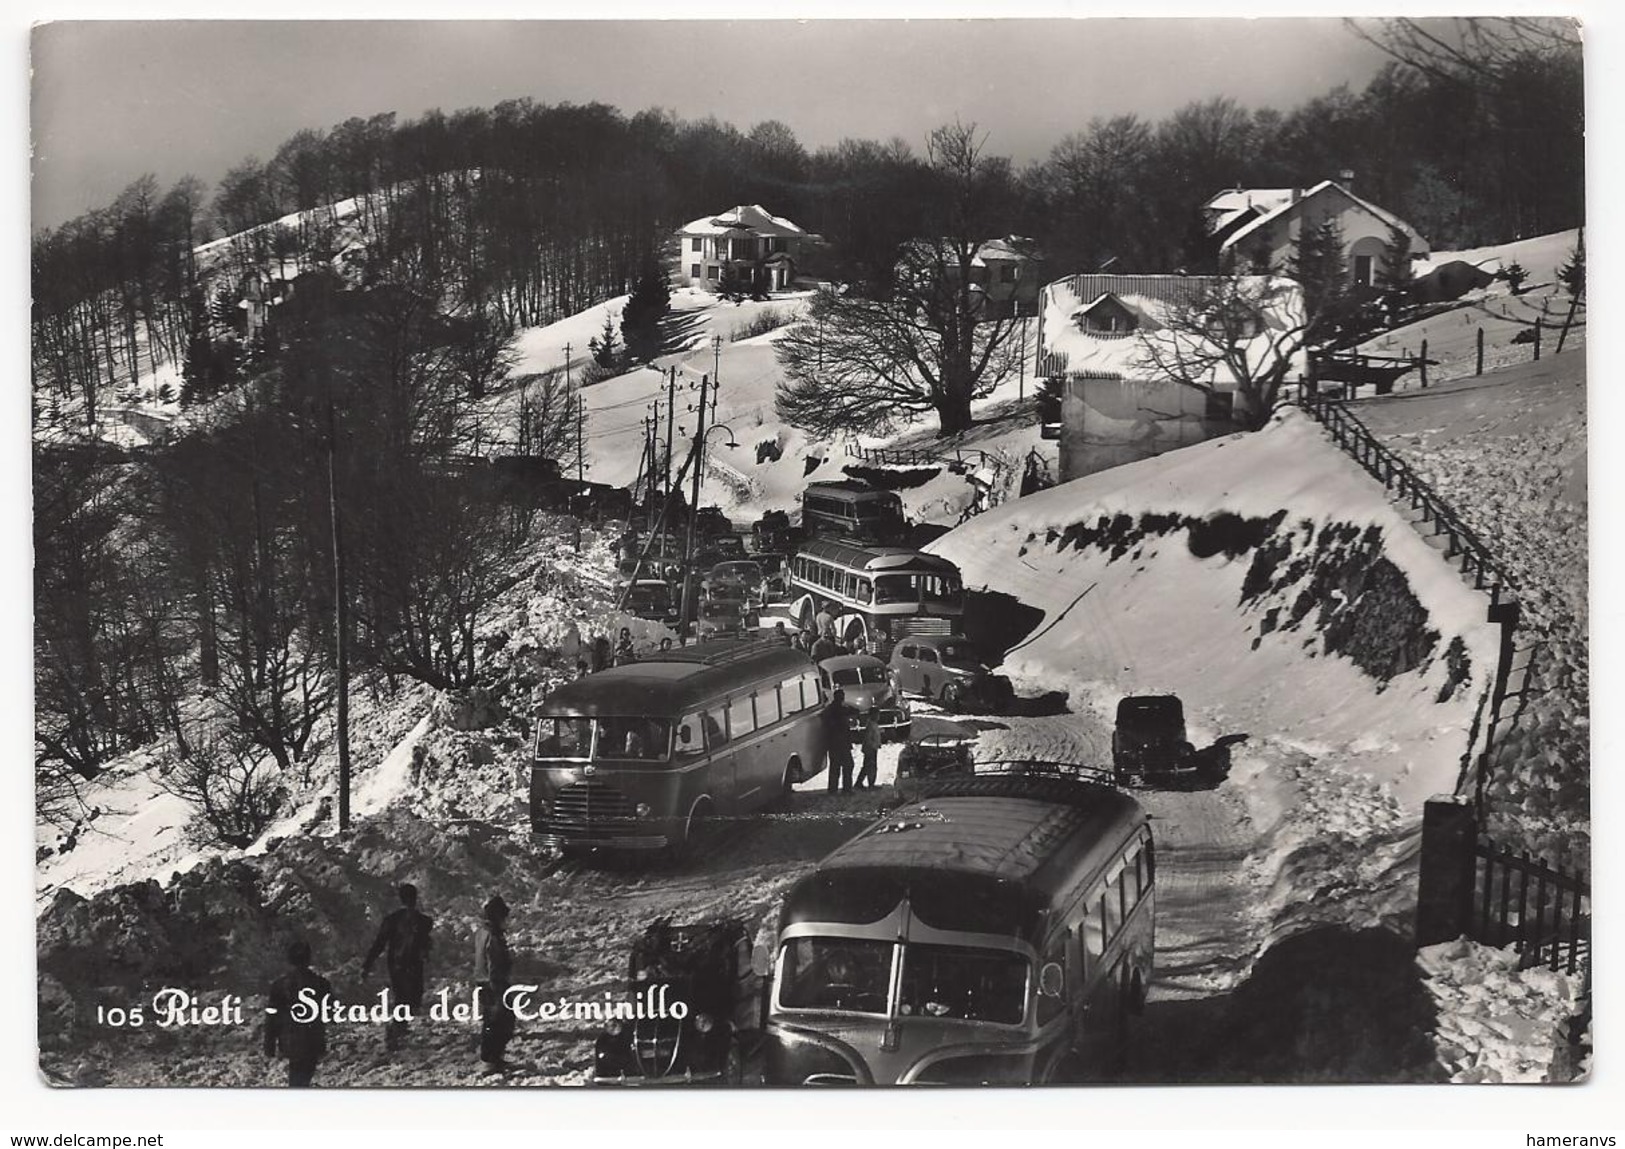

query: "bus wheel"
(797, 598), (816, 631)
(669, 800), (714, 866)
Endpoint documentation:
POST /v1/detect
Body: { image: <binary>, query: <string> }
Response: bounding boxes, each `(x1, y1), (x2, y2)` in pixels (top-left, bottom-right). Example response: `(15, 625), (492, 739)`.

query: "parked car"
(593, 917), (760, 1085)
(895, 727), (976, 787)
(817, 653), (910, 739)
(704, 560), (767, 605)
(696, 588), (758, 640)
(1111, 694), (1195, 782)
(889, 635), (1013, 713)
(622, 578), (679, 627)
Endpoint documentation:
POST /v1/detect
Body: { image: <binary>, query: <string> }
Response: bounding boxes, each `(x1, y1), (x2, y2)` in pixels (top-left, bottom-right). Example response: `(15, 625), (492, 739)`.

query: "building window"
(706, 265), (718, 281)
(690, 238), (702, 253)
(690, 264), (700, 279)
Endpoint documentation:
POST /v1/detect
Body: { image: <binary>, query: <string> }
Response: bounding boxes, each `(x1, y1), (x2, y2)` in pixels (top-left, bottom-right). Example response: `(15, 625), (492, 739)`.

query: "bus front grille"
(546, 781), (637, 836)
(896, 616), (953, 637)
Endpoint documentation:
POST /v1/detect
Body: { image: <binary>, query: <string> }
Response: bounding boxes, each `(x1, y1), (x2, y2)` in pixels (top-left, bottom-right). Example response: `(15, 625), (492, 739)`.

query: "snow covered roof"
(1041, 273), (1309, 388)
(1220, 180), (1429, 255)
(1203, 188), (1298, 236)
(676, 204), (807, 239)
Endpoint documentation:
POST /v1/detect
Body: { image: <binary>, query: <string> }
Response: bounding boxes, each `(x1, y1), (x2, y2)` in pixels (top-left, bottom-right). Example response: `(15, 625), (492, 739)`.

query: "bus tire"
(843, 615), (867, 649)
(669, 798), (714, 865)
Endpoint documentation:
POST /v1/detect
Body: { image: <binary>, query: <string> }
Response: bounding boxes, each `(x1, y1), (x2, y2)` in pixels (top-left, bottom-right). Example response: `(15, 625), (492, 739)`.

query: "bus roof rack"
(917, 766), (1123, 806)
(651, 636), (790, 667)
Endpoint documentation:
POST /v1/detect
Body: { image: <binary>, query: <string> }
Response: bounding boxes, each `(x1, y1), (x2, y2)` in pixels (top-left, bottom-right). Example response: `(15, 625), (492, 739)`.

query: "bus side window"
(779, 676), (803, 713)
(704, 706), (729, 749)
(1143, 835), (1156, 885)
(802, 669), (822, 705)
(728, 695), (756, 739)
(1081, 899), (1105, 966)
(1122, 842), (1141, 906)
(857, 578), (873, 604)
(756, 685), (782, 727)
(675, 713), (705, 757)
(1102, 868), (1123, 939)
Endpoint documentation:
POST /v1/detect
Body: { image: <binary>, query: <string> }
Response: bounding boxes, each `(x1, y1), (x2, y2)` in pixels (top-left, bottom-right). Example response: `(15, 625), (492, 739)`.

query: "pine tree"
(621, 261), (671, 360)
(588, 310), (622, 369)
(1558, 241), (1584, 301)
(1502, 260), (1528, 296)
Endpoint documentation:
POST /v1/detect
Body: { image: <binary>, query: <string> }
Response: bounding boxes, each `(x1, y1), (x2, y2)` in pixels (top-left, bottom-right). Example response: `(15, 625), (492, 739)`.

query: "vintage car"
(695, 588), (759, 640)
(817, 653), (910, 739)
(593, 917), (761, 1085)
(888, 635), (1013, 713)
(622, 578), (679, 627)
(894, 724), (977, 799)
(703, 560), (768, 605)
(1111, 694), (1196, 782)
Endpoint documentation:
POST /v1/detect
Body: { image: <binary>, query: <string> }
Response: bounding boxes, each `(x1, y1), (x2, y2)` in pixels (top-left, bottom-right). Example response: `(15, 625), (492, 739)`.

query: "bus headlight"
(635, 802), (652, 818)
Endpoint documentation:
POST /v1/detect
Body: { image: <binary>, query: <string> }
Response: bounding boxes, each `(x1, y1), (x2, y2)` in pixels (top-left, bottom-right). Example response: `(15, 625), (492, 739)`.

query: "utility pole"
(1018, 313), (1028, 401)
(664, 365), (676, 496)
(679, 370), (710, 641)
(326, 392), (351, 832)
(565, 342), (582, 554)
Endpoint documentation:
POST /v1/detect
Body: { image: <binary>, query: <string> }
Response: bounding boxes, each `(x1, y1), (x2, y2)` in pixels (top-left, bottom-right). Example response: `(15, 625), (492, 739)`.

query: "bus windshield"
(873, 574), (916, 605)
(536, 716), (672, 762)
(777, 938), (893, 1016)
(898, 944), (1028, 1025)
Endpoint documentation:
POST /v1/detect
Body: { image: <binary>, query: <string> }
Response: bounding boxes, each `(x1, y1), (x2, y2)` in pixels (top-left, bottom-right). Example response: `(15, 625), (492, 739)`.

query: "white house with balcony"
(674, 204), (812, 294)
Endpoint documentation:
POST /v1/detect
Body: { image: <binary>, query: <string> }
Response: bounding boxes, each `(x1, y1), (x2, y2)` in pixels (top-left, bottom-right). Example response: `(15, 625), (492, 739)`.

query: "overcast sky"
(28, 17), (1405, 231)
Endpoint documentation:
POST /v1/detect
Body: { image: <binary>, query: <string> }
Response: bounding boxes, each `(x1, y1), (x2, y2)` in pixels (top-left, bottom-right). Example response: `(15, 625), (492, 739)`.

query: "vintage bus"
(761, 772), (1155, 1085)
(788, 538), (964, 655)
(801, 481), (907, 545)
(531, 640), (827, 858)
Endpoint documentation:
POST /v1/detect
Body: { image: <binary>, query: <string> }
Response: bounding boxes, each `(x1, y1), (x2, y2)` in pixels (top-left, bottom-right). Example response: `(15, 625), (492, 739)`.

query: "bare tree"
(158, 727), (289, 849)
(1134, 276), (1310, 431)
(776, 122), (1026, 438)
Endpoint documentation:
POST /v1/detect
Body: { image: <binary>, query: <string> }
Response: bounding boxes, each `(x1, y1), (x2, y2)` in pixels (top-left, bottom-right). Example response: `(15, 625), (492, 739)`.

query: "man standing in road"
(362, 882), (433, 1051)
(473, 894), (516, 1073)
(813, 603), (837, 640)
(264, 939), (335, 1087)
(857, 711), (882, 791)
(823, 688), (855, 795)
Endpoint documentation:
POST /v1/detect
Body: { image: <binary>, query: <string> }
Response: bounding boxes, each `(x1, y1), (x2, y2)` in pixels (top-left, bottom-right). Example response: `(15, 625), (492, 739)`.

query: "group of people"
(262, 885), (519, 1086)
(820, 688), (883, 794)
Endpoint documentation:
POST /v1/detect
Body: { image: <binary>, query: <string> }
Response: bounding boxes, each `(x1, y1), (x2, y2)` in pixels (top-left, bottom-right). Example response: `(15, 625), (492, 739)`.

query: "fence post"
(1476, 327), (1485, 376)
(1416, 795), (1479, 946)
(1420, 338), (1429, 388)
(1534, 318), (1543, 361)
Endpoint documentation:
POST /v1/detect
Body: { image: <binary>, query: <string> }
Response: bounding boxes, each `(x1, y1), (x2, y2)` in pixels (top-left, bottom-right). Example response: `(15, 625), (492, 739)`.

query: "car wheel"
(940, 681), (965, 711)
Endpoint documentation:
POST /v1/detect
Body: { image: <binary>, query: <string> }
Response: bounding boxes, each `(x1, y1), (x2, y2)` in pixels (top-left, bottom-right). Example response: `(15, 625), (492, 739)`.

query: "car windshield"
(628, 585), (671, 608)
(936, 642), (978, 664)
(712, 563), (761, 582)
(777, 938), (894, 1016)
(898, 944), (1029, 1026)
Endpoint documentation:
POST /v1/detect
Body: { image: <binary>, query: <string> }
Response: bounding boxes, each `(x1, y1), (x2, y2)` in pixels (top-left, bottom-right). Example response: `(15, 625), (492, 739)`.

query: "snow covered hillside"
(1358, 228), (1584, 388)
(929, 409), (1503, 936)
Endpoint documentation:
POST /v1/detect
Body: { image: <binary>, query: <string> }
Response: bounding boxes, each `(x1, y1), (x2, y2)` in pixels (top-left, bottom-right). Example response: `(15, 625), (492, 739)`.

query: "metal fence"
(1473, 838), (1590, 973)
(1298, 391), (1515, 607)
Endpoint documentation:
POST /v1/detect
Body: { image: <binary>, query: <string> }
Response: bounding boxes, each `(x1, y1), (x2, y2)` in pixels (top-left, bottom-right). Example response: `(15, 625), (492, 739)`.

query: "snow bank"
(1417, 937), (1587, 1082)
(1414, 229), (1580, 288)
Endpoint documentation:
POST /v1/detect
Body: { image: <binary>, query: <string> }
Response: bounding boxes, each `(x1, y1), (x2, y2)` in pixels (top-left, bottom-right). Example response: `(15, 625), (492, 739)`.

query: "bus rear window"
(537, 717), (592, 760)
(778, 938), (893, 1015)
(899, 944), (1028, 1026)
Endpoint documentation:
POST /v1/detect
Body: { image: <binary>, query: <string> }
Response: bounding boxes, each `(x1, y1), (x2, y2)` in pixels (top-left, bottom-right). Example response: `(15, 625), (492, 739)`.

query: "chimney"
(1339, 168), (1356, 193)
(1291, 187), (1302, 205)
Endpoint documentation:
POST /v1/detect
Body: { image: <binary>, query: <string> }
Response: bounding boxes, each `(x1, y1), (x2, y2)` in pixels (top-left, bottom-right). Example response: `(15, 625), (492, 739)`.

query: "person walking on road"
(823, 689), (855, 795)
(362, 882), (434, 1051)
(264, 940), (335, 1087)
